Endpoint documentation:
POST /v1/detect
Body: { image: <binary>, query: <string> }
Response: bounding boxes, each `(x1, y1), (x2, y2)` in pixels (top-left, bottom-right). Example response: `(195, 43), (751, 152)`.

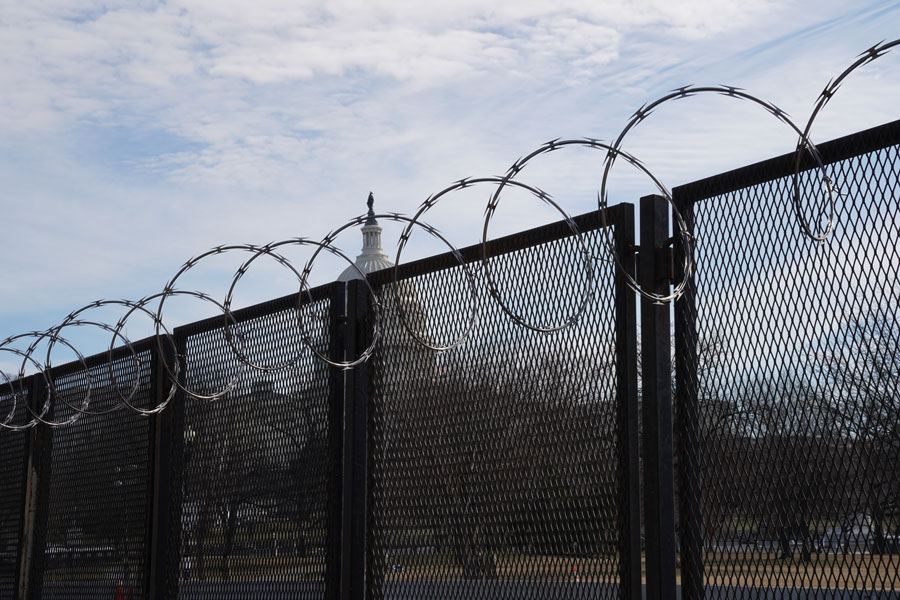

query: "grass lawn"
(700, 552), (900, 591)
(381, 550), (900, 591)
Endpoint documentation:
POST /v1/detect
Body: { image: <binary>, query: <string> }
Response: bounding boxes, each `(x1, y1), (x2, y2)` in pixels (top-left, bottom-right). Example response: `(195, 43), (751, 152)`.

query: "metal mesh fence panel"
(674, 120), (900, 597)
(31, 343), (155, 600)
(10, 121), (900, 600)
(0, 383), (29, 600)
(367, 215), (633, 600)
(172, 288), (335, 600)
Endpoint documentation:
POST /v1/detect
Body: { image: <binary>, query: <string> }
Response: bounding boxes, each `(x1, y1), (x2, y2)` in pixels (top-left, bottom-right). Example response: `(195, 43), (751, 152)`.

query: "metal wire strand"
(0, 368), (19, 427)
(492, 138), (692, 306)
(145, 287), (246, 402)
(151, 243), (296, 399)
(0, 341), (54, 430)
(40, 319), (141, 416)
(95, 297), (180, 415)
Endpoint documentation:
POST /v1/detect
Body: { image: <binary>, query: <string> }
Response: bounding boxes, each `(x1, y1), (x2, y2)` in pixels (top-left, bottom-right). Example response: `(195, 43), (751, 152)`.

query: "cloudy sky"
(1, 0), (899, 362)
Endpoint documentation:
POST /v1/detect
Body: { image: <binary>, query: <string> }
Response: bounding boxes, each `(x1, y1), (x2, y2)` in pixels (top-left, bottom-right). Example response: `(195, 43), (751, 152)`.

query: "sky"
(1, 0), (899, 367)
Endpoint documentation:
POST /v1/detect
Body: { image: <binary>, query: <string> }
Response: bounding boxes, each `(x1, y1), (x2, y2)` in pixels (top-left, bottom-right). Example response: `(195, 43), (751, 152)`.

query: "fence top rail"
(1, 335), (159, 392)
(12, 282), (338, 386)
(672, 118), (900, 205)
(173, 277), (339, 338)
(2, 205), (630, 392)
(367, 202), (629, 287)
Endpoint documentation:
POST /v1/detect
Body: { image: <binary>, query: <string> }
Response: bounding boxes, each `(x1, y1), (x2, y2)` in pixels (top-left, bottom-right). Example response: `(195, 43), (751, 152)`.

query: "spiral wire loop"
(397, 179), (594, 333)
(792, 39), (900, 240)
(0, 332), (89, 429)
(152, 287), (248, 402)
(0, 40), (894, 428)
(94, 297), (181, 415)
(227, 238), (382, 370)
(0, 368), (18, 427)
(40, 319), (140, 416)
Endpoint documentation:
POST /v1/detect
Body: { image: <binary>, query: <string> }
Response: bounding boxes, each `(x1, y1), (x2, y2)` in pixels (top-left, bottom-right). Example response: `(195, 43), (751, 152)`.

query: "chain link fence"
(25, 342), (156, 600)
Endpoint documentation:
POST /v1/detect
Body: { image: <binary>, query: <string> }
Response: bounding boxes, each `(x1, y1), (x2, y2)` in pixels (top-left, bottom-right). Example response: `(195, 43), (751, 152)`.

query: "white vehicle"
(821, 514), (873, 553)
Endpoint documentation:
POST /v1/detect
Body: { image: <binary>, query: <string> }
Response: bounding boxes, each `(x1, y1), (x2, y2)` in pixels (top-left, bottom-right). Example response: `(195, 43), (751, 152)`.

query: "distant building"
(338, 192), (394, 283)
(336, 193), (433, 354)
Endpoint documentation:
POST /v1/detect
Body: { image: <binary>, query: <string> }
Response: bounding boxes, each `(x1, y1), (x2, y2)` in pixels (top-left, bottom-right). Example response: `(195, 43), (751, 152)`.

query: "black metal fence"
(0, 118), (898, 600)
(673, 119), (900, 599)
(31, 343), (155, 600)
(365, 204), (638, 600)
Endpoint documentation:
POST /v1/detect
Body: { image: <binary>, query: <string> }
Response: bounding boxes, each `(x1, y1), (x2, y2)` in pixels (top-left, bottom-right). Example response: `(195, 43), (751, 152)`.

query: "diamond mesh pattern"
(368, 223), (628, 600)
(33, 346), (154, 600)
(173, 292), (333, 600)
(675, 129), (900, 595)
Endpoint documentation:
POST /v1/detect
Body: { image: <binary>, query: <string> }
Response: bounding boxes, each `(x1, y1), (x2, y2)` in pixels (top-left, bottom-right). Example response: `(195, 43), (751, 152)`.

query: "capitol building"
(337, 193), (396, 284)
(337, 193), (434, 364)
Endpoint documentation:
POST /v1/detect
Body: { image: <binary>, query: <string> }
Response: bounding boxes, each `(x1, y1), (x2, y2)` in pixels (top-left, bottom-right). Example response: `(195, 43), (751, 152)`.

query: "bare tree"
(183, 377), (322, 580)
(370, 343), (620, 587)
(813, 312), (900, 553)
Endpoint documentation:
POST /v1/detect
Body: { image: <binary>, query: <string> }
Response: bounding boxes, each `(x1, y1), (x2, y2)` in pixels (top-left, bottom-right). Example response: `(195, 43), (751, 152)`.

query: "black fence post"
(673, 193), (703, 599)
(326, 282), (348, 600)
(160, 333), (188, 600)
(640, 194), (677, 600)
(344, 279), (371, 600)
(21, 377), (52, 600)
(7, 425), (30, 600)
(13, 379), (39, 600)
(147, 335), (180, 600)
(612, 203), (643, 600)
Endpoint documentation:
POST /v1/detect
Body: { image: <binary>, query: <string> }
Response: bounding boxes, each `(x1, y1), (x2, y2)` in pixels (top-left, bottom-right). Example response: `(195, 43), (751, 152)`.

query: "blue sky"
(1, 0), (899, 367)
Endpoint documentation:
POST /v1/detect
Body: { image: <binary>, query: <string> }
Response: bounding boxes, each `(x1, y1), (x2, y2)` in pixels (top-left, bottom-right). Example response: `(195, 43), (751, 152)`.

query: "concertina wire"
(1, 39), (897, 429)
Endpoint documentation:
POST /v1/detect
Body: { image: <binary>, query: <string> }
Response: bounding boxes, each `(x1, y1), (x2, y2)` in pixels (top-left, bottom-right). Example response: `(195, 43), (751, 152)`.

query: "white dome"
(337, 192), (395, 282)
(338, 241), (431, 348)
(338, 255), (394, 281)
(337, 221), (394, 281)
(335, 194), (432, 348)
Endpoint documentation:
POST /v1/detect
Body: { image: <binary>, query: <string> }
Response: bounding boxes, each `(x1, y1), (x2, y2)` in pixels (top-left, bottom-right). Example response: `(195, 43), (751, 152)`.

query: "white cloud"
(0, 0), (898, 346)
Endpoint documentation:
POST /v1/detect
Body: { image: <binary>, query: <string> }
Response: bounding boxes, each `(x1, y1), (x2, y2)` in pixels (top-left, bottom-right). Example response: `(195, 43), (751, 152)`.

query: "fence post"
(6, 425), (29, 600)
(147, 335), (181, 600)
(344, 279), (371, 600)
(673, 192), (703, 600)
(612, 202), (643, 600)
(325, 282), (347, 600)
(640, 193), (677, 600)
(19, 377), (52, 600)
(13, 379), (38, 600)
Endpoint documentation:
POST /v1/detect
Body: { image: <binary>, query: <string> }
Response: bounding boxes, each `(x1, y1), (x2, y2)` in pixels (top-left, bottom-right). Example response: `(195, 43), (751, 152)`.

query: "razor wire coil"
(0, 40), (894, 428)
